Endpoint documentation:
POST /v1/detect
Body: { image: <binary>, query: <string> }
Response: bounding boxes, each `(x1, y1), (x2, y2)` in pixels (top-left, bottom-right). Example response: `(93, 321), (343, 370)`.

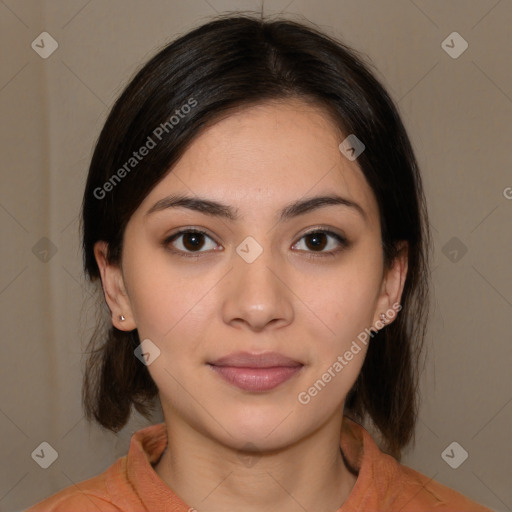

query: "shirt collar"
(122, 415), (397, 511)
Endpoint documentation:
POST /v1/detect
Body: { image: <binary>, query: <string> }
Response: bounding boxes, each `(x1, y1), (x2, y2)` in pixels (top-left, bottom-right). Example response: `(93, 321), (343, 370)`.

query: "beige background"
(1, 1), (511, 511)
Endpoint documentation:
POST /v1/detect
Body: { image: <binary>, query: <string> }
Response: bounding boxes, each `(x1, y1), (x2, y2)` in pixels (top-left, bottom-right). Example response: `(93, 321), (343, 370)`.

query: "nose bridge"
(234, 234), (281, 296)
(222, 234), (292, 329)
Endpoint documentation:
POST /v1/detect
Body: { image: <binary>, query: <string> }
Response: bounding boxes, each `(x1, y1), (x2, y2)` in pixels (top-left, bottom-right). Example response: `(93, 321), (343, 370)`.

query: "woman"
(27, 13), (493, 512)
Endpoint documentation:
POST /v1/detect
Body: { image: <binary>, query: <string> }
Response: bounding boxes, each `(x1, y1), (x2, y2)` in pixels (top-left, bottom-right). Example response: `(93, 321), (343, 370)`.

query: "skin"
(94, 98), (408, 512)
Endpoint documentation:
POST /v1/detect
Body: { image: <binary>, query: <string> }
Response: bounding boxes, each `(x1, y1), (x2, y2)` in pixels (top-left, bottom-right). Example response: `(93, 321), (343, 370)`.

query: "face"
(95, 98), (407, 451)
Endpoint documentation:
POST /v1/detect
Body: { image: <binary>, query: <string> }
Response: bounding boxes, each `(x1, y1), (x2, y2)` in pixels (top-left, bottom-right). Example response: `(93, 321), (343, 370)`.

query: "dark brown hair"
(81, 12), (431, 460)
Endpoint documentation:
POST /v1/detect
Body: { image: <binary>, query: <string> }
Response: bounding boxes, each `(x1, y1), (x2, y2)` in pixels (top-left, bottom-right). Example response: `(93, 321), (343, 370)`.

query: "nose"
(221, 246), (293, 332)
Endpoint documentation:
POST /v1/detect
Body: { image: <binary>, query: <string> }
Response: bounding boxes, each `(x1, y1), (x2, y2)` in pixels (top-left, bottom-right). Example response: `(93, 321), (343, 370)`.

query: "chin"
(211, 406), (307, 449)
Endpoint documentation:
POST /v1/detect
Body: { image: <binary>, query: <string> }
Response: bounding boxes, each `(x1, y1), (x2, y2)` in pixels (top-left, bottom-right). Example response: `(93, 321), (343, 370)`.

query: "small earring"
(119, 314), (126, 321)
(380, 313), (387, 324)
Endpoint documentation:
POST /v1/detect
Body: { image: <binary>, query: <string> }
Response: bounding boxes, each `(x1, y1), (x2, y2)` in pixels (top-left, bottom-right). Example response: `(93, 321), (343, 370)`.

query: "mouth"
(207, 351), (304, 392)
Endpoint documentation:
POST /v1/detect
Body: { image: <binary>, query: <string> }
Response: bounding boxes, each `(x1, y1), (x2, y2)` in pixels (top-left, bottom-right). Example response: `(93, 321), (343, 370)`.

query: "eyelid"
(298, 225), (347, 240)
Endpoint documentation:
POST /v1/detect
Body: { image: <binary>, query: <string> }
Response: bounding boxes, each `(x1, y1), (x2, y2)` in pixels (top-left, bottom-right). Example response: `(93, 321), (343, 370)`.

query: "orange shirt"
(26, 416), (494, 511)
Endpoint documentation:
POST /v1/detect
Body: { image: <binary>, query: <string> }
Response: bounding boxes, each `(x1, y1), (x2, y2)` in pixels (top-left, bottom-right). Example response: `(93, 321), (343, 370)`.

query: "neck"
(153, 415), (358, 512)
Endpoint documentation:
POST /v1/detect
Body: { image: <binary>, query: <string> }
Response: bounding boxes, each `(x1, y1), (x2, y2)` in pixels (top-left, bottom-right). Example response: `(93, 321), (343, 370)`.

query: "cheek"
(123, 243), (219, 345)
(122, 243), (181, 337)
(305, 249), (383, 349)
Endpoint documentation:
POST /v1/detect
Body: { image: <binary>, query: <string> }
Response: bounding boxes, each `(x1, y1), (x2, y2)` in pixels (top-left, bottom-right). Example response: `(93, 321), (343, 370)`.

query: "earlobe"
(93, 241), (136, 331)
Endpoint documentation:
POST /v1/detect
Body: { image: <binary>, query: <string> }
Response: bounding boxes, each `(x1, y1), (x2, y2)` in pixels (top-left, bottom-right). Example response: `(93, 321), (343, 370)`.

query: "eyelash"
(162, 227), (349, 260)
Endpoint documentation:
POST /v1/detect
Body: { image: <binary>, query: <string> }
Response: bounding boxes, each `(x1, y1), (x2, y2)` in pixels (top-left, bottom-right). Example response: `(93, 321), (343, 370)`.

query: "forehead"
(140, 99), (380, 226)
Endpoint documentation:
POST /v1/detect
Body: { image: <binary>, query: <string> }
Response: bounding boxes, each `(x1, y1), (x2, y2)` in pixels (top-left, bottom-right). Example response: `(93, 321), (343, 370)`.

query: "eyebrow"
(146, 193), (367, 223)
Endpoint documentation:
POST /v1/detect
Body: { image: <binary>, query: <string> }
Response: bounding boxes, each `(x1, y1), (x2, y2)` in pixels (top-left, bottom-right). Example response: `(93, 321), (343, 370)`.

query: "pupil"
(308, 233), (326, 250)
(184, 233), (203, 250)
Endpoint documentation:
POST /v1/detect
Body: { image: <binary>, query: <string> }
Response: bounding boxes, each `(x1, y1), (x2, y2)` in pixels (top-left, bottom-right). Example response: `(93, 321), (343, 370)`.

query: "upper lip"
(208, 351), (303, 368)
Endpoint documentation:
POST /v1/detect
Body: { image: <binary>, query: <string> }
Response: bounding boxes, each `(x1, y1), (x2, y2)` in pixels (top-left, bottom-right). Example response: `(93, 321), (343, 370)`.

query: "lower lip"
(208, 364), (303, 392)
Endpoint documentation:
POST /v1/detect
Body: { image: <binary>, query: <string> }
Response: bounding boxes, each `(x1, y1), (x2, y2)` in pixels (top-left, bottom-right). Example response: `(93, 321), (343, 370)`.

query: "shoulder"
(391, 463), (495, 512)
(342, 417), (494, 512)
(25, 423), (168, 512)
(25, 482), (122, 511)
(25, 489), (123, 511)
(25, 460), (131, 512)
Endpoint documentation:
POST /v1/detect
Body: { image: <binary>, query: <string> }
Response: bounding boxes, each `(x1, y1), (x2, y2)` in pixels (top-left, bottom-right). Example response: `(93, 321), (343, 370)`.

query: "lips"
(207, 351), (304, 392)
(209, 351), (302, 368)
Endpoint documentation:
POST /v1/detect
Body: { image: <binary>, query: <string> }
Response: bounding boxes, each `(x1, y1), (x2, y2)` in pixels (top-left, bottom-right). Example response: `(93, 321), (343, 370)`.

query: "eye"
(163, 228), (220, 258)
(163, 227), (349, 259)
(292, 228), (349, 258)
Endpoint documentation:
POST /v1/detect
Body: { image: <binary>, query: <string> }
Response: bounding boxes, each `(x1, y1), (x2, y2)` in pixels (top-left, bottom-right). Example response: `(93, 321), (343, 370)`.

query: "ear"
(373, 241), (408, 328)
(93, 241), (136, 331)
